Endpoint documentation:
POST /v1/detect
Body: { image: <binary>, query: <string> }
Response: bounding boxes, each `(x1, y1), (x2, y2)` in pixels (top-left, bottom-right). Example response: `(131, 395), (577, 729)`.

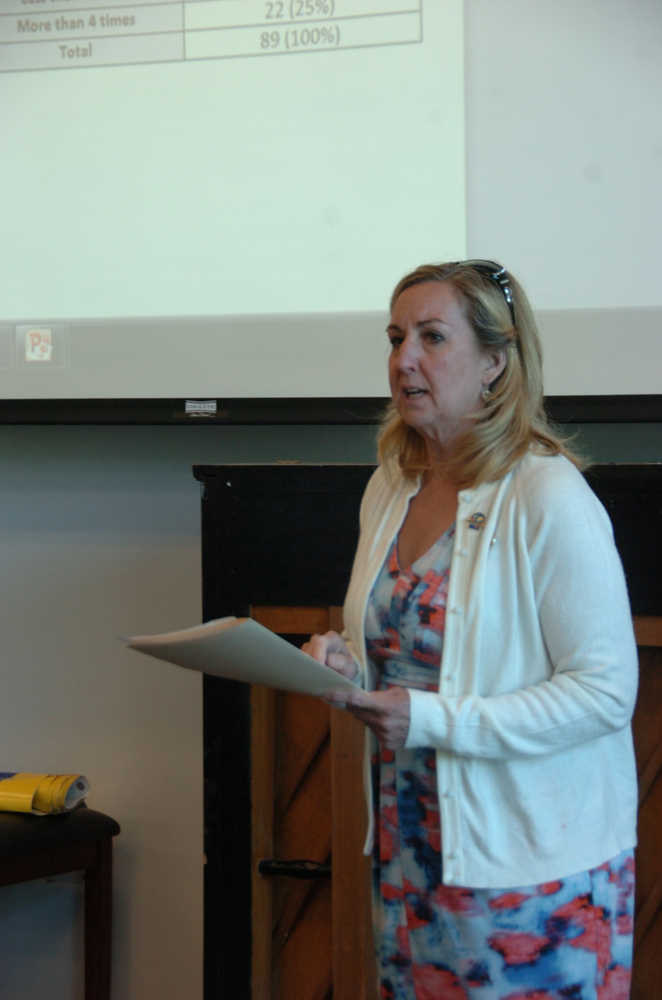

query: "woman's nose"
(396, 334), (418, 370)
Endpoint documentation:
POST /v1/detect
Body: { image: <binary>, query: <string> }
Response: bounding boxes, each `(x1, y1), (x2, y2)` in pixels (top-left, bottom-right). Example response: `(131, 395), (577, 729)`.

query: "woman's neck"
(422, 444), (459, 491)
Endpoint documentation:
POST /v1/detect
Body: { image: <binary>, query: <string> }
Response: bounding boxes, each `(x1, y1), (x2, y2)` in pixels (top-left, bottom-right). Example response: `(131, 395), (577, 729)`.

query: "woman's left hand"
(323, 686), (411, 750)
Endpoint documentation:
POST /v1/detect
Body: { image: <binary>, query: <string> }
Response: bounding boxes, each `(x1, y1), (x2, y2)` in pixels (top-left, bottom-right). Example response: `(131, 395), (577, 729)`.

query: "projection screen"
(1, 0), (466, 399)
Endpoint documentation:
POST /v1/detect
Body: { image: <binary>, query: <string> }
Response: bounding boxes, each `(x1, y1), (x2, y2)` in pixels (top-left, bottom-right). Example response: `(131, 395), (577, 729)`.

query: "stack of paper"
(125, 616), (358, 696)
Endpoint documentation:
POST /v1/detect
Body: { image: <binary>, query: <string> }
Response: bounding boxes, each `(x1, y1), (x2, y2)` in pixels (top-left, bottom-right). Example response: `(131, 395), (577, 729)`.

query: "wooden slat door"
(632, 617), (662, 998)
(248, 611), (662, 999)
(250, 605), (375, 1000)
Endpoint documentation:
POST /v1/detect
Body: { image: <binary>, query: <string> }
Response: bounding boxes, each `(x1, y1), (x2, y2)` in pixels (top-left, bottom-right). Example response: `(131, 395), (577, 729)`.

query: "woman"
(302, 261), (638, 999)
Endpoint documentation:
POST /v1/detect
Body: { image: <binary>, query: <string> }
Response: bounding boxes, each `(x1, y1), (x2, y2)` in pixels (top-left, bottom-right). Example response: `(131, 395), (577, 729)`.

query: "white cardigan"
(342, 451), (638, 889)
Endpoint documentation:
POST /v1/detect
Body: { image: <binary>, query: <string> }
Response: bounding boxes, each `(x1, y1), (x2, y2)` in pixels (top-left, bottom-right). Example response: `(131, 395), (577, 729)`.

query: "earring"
(481, 386), (492, 402)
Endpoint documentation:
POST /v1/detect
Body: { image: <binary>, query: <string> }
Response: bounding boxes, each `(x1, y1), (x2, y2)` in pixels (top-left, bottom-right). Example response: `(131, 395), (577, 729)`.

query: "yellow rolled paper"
(0, 773), (89, 814)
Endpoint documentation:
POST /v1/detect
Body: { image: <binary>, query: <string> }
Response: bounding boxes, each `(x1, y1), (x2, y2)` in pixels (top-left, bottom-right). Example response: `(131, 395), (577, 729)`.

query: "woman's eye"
(388, 336), (403, 349)
(424, 330), (444, 344)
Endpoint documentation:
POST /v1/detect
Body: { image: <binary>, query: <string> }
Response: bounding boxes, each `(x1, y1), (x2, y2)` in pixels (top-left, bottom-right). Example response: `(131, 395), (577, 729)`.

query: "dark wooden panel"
(195, 462), (662, 616)
(586, 465), (662, 615)
(195, 465), (372, 612)
(198, 465), (372, 1000)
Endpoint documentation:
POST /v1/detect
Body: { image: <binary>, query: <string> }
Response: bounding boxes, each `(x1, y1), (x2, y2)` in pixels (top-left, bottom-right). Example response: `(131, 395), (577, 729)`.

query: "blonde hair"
(378, 261), (584, 487)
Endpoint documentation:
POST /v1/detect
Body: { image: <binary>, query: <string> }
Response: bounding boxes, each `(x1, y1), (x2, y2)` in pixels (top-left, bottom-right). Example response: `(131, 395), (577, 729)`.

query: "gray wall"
(0, 424), (376, 999)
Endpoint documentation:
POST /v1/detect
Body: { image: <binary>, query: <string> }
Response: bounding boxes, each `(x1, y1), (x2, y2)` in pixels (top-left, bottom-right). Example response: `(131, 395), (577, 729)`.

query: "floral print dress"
(365, 529), (634, 1000)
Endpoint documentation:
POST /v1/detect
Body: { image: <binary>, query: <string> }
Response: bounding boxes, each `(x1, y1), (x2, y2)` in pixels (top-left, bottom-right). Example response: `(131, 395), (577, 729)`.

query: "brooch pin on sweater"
(468, 512), (486, 531)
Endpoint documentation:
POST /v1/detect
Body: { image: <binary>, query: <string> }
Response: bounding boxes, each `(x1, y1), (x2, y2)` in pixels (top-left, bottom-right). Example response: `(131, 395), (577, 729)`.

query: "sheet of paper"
(126, 617), (358, 696)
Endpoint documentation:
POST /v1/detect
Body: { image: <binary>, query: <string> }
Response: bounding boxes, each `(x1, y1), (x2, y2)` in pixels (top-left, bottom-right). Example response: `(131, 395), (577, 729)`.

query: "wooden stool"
(0, 806), (120, 1000)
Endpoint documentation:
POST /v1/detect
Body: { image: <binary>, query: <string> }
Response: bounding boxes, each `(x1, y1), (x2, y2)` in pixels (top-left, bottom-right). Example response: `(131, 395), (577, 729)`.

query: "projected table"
(1, 1), (422, 72)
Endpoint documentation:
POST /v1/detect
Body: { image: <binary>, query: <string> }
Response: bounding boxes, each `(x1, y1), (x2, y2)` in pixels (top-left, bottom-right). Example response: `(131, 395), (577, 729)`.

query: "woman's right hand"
(301, 630), (359, 680)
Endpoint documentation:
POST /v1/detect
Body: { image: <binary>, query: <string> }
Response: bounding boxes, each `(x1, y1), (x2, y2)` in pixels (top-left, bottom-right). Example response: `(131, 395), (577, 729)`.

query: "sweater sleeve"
(405, 461), (639, 759)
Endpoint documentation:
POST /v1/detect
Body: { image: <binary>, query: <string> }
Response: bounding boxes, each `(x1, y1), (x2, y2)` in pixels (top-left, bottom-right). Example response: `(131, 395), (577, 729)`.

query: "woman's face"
(387, 280), (504, 455)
